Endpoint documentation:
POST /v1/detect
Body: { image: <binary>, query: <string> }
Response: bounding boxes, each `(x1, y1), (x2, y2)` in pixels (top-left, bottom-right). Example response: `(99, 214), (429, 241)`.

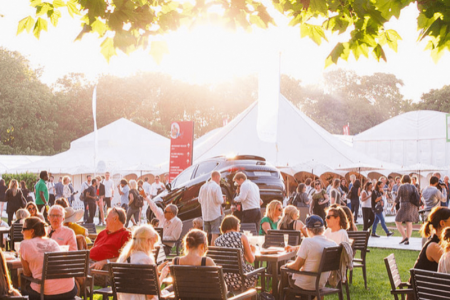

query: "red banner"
(169, 121), (194, 182)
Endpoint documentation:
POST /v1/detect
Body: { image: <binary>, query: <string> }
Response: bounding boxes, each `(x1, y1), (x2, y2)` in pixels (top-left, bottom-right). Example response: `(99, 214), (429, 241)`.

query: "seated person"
(285, 215), (337, 291)
(14, 208), (30, 224)
(26, 202), (45, 222)
(148, 201), (182, 255)
(172, 229), (215, 267)
(0, 249), (21, 297)
(89, 207), (131, 286)
(278, 205), (307, 237)
(323, 206), (350, 245)
(192, 217), (203, 230)
(47, 205), (77, 251)
(260, 200), (283, 235)
(117, 225), (170, 299)
(215, 215), (256, 291)
(63, 207), (92, 244)
(340, 205), (358, 232)
(20, 217), (77, 300)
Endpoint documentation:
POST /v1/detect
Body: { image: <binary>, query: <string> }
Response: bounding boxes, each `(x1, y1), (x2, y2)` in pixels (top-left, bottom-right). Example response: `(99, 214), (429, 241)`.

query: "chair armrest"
(229, 288), (257, 300)
(20, 273), (41, 284)
(90, 269), (109, 276)
(88, 234), (98, 240)
(243, 267), (266, 278)
(399, 282), (412, 288)
(281, 266), (319, 277)
(392, 288), (413, 295)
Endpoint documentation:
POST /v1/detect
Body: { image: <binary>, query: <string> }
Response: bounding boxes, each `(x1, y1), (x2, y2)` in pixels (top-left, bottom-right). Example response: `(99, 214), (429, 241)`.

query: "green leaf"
(52, 0), (66, 8)
(300, 23), (328, 45)
(377, 0), (401, 19)
(161, 2), (179, 14)
(30, 0), (42, 7)
(149, 40), (169, 64)
(91, 19), (107, 36)
(250, 15), (267, 28)
(36, 3), (51, 16)
(17, 16), (35, 35)
(323, 15), (349, 34)
(49, 9), (61, 27)
(67, 0), (81, 17)
(113, 31), (137, 54)
(385, 29), (402, 52)
(288, 14), (302, 27)
(33, 17), (48, 39)
(100, 37), (116, 63)
(309, 0), (327, 15)
(325, 42), (349, 68)
(372, 44), (387, 62)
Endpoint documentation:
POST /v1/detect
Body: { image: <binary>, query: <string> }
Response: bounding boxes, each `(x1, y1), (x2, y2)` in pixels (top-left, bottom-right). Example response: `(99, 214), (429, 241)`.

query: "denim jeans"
(372, 211), (389, 234)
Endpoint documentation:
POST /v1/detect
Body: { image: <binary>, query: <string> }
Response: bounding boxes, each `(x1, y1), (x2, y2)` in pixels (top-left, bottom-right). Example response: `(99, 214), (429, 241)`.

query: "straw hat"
(64, 207), (84, 223)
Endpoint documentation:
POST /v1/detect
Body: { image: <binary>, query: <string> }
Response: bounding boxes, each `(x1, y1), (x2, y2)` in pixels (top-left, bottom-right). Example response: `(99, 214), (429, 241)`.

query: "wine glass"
(283, 234), (289, 248)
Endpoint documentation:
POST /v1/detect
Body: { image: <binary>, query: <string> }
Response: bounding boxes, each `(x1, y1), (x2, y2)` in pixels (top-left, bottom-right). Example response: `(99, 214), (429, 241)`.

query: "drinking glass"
(284, 234), (289, 247)
(14, 242), (21, 258)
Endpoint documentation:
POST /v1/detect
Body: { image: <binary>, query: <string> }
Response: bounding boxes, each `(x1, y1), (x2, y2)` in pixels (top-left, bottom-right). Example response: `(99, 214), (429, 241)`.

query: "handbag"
(374, 201), (384, 214)
(410, 189), (421, 207)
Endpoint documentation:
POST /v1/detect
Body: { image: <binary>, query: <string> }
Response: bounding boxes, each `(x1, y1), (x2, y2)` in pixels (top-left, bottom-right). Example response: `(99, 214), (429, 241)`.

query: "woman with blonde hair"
(5, 179), (25, 225)
(260, 200), (283, 235)
(117, 225), (169, 300)
(438, 227), (450, 273)
(278, 205), (307, 236)
(14, 208), (30, 224)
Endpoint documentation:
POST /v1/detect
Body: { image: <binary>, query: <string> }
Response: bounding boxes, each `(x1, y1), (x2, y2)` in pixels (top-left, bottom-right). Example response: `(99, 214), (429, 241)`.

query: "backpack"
(131, 190), (144, 208)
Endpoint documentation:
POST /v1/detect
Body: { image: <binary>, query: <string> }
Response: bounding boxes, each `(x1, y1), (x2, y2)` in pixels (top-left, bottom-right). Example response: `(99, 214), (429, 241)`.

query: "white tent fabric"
(8, 118), (170, 175)
(353, 110), (450, 167)
(0, 155), (47, 175)
(193, 95), (396, 169)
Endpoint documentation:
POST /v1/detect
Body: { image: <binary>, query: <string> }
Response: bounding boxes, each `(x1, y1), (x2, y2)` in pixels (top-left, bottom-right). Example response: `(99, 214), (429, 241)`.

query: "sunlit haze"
(1, 2), (449, 102)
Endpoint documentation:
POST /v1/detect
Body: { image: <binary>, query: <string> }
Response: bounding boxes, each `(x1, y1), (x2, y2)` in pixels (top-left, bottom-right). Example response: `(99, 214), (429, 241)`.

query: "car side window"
(194, 161), (218, 179)
(173, 165), (196, 188)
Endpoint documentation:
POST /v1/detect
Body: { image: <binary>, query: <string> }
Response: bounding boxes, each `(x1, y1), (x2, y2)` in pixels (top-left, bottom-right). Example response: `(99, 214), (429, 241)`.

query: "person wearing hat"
(64, 207), (92, 244)
(285, 215), (337, 291)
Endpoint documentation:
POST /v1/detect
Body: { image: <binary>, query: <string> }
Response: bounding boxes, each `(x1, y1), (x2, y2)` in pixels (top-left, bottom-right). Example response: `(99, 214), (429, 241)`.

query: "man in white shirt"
(148, 200), (183, 255)
(198, 171), (224, 245)
(47, 176), (56, 206)
(150, 176), (165, 198)
(143, 177), (151, 197)
(286, 215), (337, 291)
(233, 172), (261, 232)
(102, 172), (115, 210)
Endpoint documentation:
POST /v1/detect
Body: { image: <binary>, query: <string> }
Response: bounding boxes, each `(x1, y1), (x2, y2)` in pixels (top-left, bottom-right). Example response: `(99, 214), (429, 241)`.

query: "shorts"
(204, 216), (222, 235)
(103, 197), (111, 208)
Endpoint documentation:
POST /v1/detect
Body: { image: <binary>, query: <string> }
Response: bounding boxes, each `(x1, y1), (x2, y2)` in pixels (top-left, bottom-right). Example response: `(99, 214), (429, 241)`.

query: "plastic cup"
(59, 245), (70, 252)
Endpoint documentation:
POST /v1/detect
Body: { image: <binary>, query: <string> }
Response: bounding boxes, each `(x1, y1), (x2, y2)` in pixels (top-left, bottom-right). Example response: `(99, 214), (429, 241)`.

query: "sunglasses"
(164, 210), (171, 214)
(326, 215), (337, 220)
(27, 207), (36, 211)
(22, 227), (31, 231)
(315, 183), (320, 186)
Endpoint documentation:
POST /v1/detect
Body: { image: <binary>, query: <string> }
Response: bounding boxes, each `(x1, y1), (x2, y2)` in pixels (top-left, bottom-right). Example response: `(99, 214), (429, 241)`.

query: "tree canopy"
(17, 0), (450, 64)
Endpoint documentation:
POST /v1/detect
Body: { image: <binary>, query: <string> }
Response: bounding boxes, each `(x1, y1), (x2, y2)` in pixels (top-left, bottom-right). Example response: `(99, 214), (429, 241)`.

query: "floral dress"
(214, 231), (256, 290)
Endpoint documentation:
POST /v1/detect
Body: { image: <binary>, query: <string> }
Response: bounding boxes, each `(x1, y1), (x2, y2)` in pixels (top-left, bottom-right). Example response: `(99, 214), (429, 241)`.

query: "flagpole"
(92, 86), (98, 177)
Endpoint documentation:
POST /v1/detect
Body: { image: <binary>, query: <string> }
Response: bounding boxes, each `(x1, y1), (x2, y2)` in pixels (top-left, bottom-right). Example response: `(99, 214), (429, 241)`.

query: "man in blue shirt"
(118, 179), (130, 211)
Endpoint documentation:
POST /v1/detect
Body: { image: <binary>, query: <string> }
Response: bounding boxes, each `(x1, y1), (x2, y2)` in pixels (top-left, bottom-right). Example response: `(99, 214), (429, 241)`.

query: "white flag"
(257, 51), (279, 143)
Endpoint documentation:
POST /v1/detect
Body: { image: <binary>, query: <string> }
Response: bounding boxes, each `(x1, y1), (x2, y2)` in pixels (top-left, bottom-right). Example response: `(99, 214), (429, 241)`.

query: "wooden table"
(254, 249), (296, 299)
(0, 227), (10, 248)
(6, 257), (22, 288)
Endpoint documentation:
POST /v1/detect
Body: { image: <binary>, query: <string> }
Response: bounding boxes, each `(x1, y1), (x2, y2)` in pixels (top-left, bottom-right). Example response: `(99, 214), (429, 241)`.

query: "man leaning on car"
(233, 172), (262, 232)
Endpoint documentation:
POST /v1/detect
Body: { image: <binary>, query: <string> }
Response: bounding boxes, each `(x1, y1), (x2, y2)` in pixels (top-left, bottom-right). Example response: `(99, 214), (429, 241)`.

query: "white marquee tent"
(193, 95), (396, 171)
(9, 118), (170, 175)
(0, 155), (47, 175)
(353, 110), (450, 168)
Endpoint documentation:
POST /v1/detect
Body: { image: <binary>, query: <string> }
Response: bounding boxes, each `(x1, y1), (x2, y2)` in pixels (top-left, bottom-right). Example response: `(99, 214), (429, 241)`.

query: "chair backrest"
(240, 223), (258, 235)
(318, 246), (343, 273)
(170, 265), (227, 299)
(0, 296), (29, 299)
(110, 263), (161, 297)
(82, 223), (97, 235)
(155, 227), (163, 240)
(264, 233), (299, 248)
(384, 254), (403, 290)
(267, 230), (302, 245)
(11, 223), (24, 243)
(347, 230), (370, 257)
(410, 268), (450, 299)
(42, 250), (89, 281)
(206, 247), (243, 276)
(153, 246), (160, 263)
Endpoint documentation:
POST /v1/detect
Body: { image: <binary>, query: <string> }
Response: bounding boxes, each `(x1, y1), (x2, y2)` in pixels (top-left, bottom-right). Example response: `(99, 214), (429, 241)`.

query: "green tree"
(17, 0), (450, 64)
(414, 85), (450, 112)
(0, 48), (58, 155)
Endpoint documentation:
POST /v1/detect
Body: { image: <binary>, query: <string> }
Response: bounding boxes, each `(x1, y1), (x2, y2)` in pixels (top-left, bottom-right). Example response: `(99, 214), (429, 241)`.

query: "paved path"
(368, 235), (422, 251)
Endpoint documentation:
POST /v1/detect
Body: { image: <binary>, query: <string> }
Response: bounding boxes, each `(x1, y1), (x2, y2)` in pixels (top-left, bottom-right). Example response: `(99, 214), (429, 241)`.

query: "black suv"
(152, 155), (285, 221)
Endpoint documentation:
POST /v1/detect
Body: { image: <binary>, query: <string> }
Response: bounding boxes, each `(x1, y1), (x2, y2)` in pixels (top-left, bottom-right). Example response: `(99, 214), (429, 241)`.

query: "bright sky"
(1, 1), (449, 102)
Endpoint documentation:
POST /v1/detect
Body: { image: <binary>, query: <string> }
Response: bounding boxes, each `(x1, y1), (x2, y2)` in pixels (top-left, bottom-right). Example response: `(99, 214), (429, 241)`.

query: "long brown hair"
(327, 206), (349, 230)
(420, 207), (450, 238)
